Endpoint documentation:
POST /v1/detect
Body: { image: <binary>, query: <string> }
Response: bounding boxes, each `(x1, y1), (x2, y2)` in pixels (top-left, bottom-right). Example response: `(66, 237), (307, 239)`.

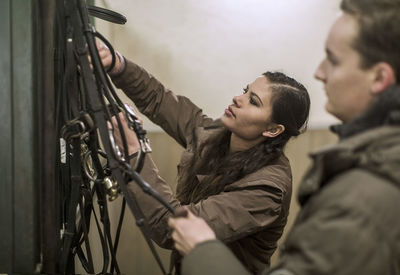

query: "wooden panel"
(0, 0), (13, 272)
(11, 0), (40, 273)
(38, 0), (58, 273)
(0, 0), (40, 273)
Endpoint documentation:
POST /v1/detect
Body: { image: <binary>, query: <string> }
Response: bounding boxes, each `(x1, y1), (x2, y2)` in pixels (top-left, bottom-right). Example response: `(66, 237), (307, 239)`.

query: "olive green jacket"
(181, 86), (400, 275)
(111, 60), (293, 274)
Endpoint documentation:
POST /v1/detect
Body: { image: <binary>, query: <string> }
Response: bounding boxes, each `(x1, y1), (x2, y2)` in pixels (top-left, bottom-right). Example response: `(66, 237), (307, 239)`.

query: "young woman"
(99, 43), (310, 274)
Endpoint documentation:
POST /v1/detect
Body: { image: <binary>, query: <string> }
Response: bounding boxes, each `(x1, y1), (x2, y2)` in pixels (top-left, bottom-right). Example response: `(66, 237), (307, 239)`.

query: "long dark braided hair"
(176, 72), (310, 204)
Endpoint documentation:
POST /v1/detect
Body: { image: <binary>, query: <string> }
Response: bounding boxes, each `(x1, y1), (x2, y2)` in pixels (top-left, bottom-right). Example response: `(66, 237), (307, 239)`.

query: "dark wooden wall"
(0, 0), (41, 273)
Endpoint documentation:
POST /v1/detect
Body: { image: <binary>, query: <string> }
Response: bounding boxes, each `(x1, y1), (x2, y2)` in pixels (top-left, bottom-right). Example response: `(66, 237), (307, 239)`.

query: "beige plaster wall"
(94, 0), (341, 130)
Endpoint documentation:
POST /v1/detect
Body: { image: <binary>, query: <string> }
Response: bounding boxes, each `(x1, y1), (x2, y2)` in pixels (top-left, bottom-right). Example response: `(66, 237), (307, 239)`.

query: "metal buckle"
(108, 128), (125, 161)
(60, 113), (94, 141)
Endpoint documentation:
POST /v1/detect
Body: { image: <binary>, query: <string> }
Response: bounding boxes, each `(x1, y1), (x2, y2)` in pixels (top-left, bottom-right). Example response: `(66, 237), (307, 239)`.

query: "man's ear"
(371, 62), (396, 94)
(262, 124), (285, 138)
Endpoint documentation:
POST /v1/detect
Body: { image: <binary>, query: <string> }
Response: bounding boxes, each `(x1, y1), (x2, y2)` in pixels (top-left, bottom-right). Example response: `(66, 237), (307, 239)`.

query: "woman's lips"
(225, 106), (235, 117)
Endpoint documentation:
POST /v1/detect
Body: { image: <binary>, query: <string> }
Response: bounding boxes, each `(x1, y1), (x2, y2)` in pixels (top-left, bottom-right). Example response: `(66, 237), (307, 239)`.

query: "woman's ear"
(262, 124), (285, 138)
(371, 62), (396, 94)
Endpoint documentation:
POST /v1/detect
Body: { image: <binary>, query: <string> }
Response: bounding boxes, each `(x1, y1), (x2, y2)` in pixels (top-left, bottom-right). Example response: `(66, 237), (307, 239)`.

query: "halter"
(55, 1), (176, 273)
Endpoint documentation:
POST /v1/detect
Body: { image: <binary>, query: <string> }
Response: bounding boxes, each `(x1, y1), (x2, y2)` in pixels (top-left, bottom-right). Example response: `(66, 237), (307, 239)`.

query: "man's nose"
(314, 60), (326, 82)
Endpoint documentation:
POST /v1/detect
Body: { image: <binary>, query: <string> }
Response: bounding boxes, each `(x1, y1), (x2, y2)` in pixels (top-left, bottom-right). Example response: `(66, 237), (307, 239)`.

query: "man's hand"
(168, 209), (216, 255)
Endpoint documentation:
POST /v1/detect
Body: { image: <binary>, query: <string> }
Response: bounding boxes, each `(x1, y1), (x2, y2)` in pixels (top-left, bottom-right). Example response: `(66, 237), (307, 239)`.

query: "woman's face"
(221, 76), (275, 143)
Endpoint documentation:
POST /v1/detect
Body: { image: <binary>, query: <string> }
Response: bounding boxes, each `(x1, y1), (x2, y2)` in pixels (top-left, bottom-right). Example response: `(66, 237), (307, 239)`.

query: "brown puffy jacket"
(111, 60), (293, 274)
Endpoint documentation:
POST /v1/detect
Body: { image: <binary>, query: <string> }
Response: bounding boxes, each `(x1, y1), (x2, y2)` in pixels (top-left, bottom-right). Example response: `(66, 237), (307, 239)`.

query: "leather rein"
(55, 1), (175, 274)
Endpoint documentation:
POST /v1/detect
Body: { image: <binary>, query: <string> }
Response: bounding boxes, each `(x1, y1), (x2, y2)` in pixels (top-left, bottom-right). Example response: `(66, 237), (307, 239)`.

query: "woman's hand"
(168, 209), (216, 255)
(96, 40), (125, 75)
(110, 112), (140, 156)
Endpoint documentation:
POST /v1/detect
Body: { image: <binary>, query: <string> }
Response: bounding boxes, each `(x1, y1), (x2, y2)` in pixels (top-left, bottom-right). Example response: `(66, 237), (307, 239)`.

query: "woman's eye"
(250, 97), (257, 106)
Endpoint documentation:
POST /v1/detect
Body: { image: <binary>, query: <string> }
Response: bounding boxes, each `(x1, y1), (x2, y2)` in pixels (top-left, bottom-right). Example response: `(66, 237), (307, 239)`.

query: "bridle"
(55, 0), (176, 274)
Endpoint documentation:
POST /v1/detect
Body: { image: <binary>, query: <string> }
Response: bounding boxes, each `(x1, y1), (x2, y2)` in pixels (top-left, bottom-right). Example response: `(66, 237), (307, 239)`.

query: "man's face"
(314, 13), (376, 122)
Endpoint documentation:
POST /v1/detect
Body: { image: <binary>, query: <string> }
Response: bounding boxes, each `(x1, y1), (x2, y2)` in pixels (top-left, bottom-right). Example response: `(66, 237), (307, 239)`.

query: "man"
(168, 0), (400, 274)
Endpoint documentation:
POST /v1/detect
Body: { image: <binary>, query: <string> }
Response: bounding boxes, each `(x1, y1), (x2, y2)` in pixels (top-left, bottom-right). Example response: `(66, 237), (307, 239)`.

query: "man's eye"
(243, 87), (248, 94)
(327, 55), (338, 66)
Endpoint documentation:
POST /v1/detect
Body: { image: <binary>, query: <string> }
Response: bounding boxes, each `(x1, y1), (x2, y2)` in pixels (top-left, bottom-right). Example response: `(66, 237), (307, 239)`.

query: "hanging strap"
(56, 1), (184, 274)
(59, 136), (82, 274)
(69, 1), (171, 274)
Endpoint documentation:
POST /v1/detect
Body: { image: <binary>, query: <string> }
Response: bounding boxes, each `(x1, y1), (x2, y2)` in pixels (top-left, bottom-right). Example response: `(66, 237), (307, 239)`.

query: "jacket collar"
(298, 85), (400, 205)
(331, 85), (400, 140)
(298, 126), (400, 205)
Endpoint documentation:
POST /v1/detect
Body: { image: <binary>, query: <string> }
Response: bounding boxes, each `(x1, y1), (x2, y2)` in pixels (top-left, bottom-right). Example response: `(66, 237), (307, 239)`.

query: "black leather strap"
(88, 5), (127, 25)
(55, 1), (178, 274)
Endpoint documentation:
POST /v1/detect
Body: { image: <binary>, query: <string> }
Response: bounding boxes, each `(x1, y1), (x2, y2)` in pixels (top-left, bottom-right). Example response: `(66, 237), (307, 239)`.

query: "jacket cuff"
(108, 51), (126, 76)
